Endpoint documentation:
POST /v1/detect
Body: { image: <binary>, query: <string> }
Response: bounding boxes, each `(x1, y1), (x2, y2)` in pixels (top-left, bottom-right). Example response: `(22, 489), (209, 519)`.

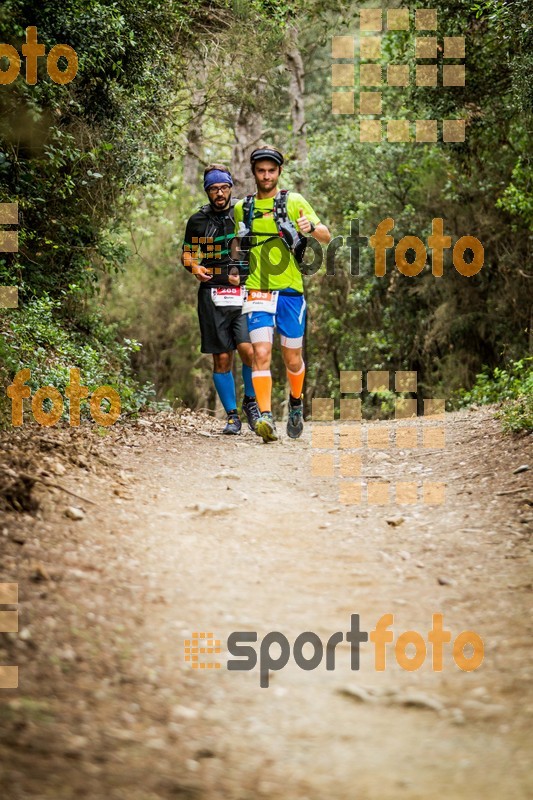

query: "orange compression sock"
(287, 362), (305, 400)
(252, 370), (272, 413)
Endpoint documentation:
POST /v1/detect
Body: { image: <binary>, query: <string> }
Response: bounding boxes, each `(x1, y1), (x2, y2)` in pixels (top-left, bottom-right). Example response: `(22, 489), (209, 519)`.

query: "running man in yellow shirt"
(233, 146), (331, 442)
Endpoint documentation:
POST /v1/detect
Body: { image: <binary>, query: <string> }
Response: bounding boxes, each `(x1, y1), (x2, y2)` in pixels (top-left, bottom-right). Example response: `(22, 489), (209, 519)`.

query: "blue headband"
(204, 170), (233, 191)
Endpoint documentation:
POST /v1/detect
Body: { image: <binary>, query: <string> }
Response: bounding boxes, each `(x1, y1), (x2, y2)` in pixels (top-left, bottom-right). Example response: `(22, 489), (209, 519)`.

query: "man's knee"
(283, 349), (303, 373)
(213, 352), (232, 372)
(253, 342), (272, 369)
(237, 342), (254, 367)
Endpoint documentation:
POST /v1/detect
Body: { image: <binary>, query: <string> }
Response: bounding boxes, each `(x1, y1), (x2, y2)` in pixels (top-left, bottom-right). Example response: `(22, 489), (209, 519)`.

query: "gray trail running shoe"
(222, 413), (242, 435)
(286, 398), (304, 439)
(242, 396), (261, 432)
(255, 412), (278, 443)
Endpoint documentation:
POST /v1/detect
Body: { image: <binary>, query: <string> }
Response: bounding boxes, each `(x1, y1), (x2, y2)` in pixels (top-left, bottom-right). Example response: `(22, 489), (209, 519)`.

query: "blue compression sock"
(213, 371), (237, 413)
(241, 364), (255, 398)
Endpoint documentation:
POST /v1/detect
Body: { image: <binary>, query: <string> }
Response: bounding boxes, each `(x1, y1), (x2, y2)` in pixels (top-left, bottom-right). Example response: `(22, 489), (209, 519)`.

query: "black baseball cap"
(250, 147), (284, 167)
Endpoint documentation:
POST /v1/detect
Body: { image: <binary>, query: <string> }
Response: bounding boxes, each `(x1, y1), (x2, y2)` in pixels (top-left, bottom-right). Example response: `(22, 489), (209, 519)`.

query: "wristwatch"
(309, 221), (316, 233)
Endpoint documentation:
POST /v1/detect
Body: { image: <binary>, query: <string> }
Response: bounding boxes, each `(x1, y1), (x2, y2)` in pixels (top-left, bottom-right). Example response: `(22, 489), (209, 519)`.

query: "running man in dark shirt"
(182, 164), (260, 434)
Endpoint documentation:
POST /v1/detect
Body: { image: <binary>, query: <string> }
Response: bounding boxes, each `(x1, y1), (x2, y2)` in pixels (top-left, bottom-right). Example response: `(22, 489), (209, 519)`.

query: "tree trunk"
(231, 90), (265, 198)
(183, 60), (208, 191)
(285, 25), (307, 193)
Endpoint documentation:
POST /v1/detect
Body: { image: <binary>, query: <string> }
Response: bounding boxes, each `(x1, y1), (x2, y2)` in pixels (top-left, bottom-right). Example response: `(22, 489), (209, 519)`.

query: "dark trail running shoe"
(286, 398), (304, 439)
(242, 396), (261, 432)
(223, 413), (242, 435)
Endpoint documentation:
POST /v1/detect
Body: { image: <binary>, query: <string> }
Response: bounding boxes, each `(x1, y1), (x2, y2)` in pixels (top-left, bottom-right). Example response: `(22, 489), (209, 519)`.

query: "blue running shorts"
(247, 292), (307, 348)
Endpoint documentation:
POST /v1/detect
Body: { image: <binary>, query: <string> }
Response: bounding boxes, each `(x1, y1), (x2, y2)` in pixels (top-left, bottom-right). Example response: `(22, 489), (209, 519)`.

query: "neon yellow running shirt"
(234, 192), (320, 293)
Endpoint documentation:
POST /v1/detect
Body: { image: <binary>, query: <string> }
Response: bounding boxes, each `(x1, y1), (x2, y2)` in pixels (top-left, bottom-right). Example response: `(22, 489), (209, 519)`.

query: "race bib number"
(211, 287), (244, 307)
(242, 290), (279, 314)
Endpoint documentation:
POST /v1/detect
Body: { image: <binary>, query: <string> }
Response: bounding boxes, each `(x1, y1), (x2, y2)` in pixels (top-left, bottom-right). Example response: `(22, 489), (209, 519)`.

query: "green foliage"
(102, 175), (209, 410)
(0, 0), (240, 420)
(0, 296), (155, 427)
(457, 358), (533, 433)
(497, 158), (533, 230)
(297, 0), (532, 406)
(104, 0), (532, 420)
(498, 392), (533, 435)
(0, 0), (245, 306)
(0, 0), (530, 431)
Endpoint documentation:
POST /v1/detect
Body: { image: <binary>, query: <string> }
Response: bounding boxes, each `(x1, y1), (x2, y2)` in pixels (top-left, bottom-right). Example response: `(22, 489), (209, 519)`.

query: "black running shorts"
(197, 287), (251, 354)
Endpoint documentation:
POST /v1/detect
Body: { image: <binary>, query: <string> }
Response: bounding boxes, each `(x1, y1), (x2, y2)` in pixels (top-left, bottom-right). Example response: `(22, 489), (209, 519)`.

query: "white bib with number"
(211, 286), (245, 307)
(242, 290), (279, 314)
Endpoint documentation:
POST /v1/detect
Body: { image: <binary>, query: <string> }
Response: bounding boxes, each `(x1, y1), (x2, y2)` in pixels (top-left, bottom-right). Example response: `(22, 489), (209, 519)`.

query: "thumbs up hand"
(296, 207), (312, 234)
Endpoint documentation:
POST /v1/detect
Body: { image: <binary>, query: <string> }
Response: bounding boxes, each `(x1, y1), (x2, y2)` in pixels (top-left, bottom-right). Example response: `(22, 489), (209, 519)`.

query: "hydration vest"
(241, 190), (308, 265)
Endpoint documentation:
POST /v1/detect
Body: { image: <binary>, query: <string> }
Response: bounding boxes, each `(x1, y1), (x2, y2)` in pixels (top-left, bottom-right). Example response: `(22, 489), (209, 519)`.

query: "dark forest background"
(0, 0), (531, 429)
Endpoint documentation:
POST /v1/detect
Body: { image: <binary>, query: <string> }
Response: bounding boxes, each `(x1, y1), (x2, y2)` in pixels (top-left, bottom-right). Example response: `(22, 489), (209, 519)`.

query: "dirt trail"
(0, 407), (531, 799)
